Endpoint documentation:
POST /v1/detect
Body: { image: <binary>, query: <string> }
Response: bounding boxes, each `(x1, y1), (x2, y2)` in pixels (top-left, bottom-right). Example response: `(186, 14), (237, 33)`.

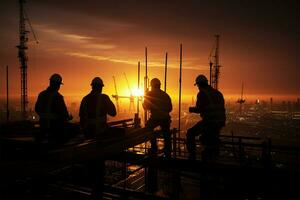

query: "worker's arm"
(166, 94), (173, 113)
(105, 95), (117, 117)
(142, 91), (152, 111)
(79, 97), (87, 127)
(35, 94), (42, 115)
(57, 95), (72, 121)
(189, 92), (205, 113)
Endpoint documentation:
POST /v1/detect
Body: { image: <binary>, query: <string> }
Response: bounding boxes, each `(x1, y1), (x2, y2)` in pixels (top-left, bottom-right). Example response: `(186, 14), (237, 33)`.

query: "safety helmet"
(194, 74), (208, 85)
(50, 73), (63, 84)
(150, 78), (161, 87)
(91, 77), (104, 86)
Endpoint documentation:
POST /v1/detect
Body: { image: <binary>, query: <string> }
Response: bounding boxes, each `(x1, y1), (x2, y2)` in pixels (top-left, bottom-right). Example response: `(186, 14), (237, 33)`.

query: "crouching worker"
(143, 78), (173, 157)
(186, 75), (226, 161)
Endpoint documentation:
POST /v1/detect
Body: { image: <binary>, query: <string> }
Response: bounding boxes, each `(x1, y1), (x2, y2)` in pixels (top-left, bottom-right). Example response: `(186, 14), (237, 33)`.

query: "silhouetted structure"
(143, 78), (173, 157)
(209, 35), (221, 90)
(186, 74), (226, 161)
(17, 0), (28, 119)
(17, 0), (38, 119)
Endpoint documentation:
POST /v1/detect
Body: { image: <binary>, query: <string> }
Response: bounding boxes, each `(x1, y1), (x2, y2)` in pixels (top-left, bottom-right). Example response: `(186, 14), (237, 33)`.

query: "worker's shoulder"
(38, 89), (62, 98)
(54, 91), (64, 99)
(81, 92), (96, 102)
(38, 89), (47, 97)
(162, 90), (172, 99)
(100, 93), (110, 99)
(150, 89), (169, 96)
(197, 90), (205, 98)
(214, 89), (224, 98)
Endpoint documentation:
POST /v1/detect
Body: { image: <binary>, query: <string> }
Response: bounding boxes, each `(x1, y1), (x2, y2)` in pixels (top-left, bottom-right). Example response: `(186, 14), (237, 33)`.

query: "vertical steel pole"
(137, 62), (140, 115)
(178, 44), (182, 144)
(164, 52), (168, 92)
(144, 47), (148, 124)
(209, 61), (212, 86)
(6, 65), (9, 122)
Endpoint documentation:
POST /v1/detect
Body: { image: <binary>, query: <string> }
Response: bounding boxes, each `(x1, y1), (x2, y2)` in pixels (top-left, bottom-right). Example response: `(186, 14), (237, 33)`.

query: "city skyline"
(0, 0), (298, 101)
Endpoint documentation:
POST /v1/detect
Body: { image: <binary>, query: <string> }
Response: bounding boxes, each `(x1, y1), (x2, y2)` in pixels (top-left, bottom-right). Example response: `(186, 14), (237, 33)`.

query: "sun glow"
(132, 88), (144, 97)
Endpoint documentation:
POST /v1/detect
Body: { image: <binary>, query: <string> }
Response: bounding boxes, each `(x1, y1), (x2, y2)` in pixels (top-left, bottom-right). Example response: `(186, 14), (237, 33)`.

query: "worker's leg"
(201, 125), (221, 162)
(161, 120), (171, 157)
(186, 121), (205, 159)
(146, 119), (159, 155)
(90, 159), (105, 200)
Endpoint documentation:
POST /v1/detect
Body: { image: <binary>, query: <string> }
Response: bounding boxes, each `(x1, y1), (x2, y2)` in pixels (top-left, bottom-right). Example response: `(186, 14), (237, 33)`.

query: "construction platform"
(0, 119), (299, 200)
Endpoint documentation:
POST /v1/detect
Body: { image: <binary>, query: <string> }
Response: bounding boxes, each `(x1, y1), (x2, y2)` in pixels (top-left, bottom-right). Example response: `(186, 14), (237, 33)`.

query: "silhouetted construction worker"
(79, 77), (117, 200)
(143, 78), (173, 157)
(79, 77), (117, 138)
(186, 75), (226, 160)
(35, 73), (73, 143)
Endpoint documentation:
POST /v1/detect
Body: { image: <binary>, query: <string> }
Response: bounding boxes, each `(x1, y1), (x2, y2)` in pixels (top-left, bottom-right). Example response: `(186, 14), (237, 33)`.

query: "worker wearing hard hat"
(35, 73), (73, 143)
(79, 77), (117, 138)
(79, 77), (118, 199)
(186, 74), (226, 160)
(143, 78), (173, 157)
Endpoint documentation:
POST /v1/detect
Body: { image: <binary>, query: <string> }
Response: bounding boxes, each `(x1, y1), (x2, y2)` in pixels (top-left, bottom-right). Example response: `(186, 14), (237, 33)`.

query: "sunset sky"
(0, 0), (298, 104)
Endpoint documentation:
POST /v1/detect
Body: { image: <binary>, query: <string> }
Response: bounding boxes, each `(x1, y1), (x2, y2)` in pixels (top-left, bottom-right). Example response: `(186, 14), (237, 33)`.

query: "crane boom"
(123, 72), (132, 96)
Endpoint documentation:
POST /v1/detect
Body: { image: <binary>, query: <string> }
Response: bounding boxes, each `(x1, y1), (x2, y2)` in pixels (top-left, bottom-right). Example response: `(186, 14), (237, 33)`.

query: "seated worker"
(35, 73), (74, 144)
(143, 78), (173, 157)
(79, 77), (117, 138)
(186, 74), (226, 161)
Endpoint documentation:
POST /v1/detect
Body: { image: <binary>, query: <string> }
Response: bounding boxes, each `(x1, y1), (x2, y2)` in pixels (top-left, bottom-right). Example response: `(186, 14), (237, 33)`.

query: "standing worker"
(186, 74), (226, 161)
(35, 73), (73, 144)
(79, 77), (117, 138)
(143, 78), (173, 157)
(79, 77), (117, 200)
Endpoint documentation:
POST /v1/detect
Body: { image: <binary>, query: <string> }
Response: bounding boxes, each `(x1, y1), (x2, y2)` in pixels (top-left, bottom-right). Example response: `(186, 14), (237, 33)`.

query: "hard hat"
(194, 74), (208, 85)
(150, 78), (161, 87)
(91, 77), (104, 86)
(50, 73), (63, 84)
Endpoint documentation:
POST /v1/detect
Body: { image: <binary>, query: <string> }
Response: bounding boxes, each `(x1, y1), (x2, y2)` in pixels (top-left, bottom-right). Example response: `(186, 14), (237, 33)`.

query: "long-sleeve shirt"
(195, 86), (226, 125)
(143, 88), (172, 120)
(79, 90), (116, 129)
(35, 87), (69, 124)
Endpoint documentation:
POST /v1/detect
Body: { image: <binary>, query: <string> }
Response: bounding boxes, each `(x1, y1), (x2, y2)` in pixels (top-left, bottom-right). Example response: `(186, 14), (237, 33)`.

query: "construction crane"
(111, 76), (134, 113)
(112, 76), (120, 113)
(209, 35), (221, 90)
(123, 73), (134, 112)
(16, 0), (38, 119)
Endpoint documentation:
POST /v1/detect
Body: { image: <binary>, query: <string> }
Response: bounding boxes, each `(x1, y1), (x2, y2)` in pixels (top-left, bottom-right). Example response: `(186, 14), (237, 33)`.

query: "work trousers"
(186, 121), (221, 160)
(146, 118), (171, 157)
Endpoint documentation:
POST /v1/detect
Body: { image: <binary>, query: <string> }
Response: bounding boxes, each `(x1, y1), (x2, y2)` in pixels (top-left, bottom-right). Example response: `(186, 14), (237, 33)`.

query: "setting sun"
(132, 88), (144, 97)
